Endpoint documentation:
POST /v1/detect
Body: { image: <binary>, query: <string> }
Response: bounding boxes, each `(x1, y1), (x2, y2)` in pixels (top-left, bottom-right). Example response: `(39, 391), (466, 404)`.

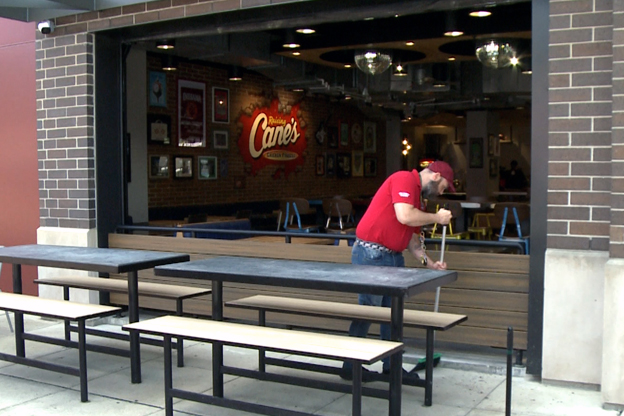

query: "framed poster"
(316, 154), (325, 176)
(363, 121), (376, 153)
(326, 153), (336, 177)
(149, 155), (169, 179)
(337, 153), (351, 178)
(174, 156), (193, 178)
(213, 130), (229, 149)
(212, 87), (230, 124)
(488, 133), (500, 156)
(364, 157), (377, 177)
(178, 80), (206, 147)
(352, 151), (364, 177)
(340, 121), (349, 147)
(147, 114), (171, 145)
(351, 122), (362, 146)
(327, 126), (338, 148)
(149, 71), (167, 107)
(469, 137), (484, 169)
(198, 156), (217, 180)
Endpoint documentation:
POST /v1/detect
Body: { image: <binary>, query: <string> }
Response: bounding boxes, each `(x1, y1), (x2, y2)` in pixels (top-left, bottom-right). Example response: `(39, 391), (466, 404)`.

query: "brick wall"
(612, 0), (624, 257)
(549, 0), (613, 251)
(146, 55), (385, 209)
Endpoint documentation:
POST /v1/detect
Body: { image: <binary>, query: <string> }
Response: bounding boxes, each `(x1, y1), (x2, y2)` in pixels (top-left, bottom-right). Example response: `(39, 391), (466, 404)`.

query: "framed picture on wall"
(149, 155), (169, 179)
(178, 80), (206, 147)
(174, 156), (193, 178)
(149, 71), (167, 108)
(469, 137), (484, 169)
(364, 157), (377, 177)
(337, 153), (351, 178)
(326, 153), (336, 176)
(212, 87), (229, 124)
(316, 154), (325, 176)
(327, 126), (338, 148)
(213, 130), (229, 149)
(488, 133), (500, 156)
(340, 121), (349, 147)
(147, 114), (171, 145)
(363, 121), (376, 153)
(352, 151), (364, 177)
(198, 156), (217, 180)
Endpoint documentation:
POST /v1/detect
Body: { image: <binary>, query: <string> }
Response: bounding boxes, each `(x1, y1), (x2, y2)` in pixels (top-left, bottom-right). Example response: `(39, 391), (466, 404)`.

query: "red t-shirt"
(356, 170), (422, 252)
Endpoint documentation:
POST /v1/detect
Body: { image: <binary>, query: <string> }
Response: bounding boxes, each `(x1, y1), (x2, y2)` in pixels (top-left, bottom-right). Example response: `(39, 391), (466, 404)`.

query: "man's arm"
(407, 234), (446, 270)
(394, 202), (452, 227)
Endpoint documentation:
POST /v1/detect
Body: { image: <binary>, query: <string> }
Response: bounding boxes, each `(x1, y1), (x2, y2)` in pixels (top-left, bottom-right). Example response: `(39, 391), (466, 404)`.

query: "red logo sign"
(238, 100), (306, 177)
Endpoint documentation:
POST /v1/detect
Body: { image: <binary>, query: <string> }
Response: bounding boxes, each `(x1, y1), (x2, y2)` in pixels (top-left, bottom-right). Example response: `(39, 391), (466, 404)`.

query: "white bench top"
(0, 292), (121, 320)
(124, 315), (403, 364)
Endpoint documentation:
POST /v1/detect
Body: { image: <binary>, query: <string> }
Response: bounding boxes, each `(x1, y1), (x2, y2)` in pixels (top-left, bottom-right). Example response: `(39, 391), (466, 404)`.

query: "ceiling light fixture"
(475, 40), (517, 69)
(282, 31), (300, 49)
(228, 66), (242, 81)
(405, 41), (415, 46)
(292, 51), (301, 56)
(444, 30), (464, 37)
(354, 50), (392, 76)
(469, 10), (492, 17)
(393, 63), (408, 77)
(161, 55), (177, 71)
(156, 39), (175, 50)
(296, 28), (315, 34)
(444, 12), (463, 37)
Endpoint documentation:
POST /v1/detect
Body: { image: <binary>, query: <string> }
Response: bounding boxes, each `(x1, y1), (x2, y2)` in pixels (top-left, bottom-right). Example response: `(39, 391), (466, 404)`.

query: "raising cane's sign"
(238, 100), (307, 177)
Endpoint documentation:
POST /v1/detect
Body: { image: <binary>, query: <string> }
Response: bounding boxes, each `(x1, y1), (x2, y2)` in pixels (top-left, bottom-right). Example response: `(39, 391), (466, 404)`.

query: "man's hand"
(435, 208), (452, 225)
(428, 260), (447, 270)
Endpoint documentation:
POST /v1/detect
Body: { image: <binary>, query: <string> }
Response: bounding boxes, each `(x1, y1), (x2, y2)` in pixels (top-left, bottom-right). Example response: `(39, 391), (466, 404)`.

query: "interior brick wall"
(549, 0), (614, 251)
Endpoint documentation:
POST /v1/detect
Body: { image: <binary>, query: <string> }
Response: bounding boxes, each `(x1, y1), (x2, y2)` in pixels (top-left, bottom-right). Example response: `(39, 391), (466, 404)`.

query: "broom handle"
(434, 225), (447, 313)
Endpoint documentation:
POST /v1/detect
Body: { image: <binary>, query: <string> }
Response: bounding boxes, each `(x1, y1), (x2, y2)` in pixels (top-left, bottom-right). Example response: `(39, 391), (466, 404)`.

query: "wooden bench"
(0, 292), (121, 402)
(108, 233), (530, 354)
(34, 276), (211, 367)
(226, 295), (467, 406)
(123, 315), (403, 416)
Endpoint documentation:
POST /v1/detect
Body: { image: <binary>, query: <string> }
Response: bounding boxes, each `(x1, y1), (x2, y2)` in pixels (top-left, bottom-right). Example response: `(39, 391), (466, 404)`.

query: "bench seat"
(0, 292), (121, 402)
(226, 295), (467, 406)
(124, 315), (403, 416)
(34, 276), (211, 367)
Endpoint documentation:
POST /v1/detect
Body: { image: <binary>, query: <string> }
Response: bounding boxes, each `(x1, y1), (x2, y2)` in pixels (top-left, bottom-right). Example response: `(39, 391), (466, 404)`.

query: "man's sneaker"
(339, 367), (378, 382)
(382, 368), (421, 385)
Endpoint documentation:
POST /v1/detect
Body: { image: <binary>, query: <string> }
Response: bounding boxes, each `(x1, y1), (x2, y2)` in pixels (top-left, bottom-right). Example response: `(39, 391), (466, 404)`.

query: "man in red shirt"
(341, 161), (454, 381)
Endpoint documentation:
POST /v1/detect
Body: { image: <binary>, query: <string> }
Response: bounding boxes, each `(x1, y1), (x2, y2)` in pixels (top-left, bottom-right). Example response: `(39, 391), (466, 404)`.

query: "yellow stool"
(468, 213), (494, 240)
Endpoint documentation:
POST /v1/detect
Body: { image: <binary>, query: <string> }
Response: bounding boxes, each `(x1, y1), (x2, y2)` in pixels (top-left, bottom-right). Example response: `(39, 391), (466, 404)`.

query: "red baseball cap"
(427, 161), (456, 193)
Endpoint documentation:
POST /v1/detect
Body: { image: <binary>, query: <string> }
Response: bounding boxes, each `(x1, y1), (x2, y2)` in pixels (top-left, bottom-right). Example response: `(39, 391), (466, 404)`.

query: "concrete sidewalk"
(0, 314), (620, 416)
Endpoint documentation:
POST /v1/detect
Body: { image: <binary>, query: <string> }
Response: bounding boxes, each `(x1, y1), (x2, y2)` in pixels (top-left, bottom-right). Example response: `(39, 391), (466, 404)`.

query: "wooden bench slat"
(226, 295), (466, 331)
(34, 276), (211, 300)
(0, 292), (121, 320)
(123, 315), (403, 364)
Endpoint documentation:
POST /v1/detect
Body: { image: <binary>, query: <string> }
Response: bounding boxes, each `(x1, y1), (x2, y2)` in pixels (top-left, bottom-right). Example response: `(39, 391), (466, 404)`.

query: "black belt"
(355, 238), (399, 254)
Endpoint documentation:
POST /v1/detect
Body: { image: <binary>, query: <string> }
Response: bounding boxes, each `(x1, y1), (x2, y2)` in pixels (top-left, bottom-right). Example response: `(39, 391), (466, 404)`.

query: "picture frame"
(364, 157), (377, 177)
(327, 126), (338, 148)
(363, 121), (376, 153)
(469, 137), (484, 169)
(148, 155), (169, 179)
(488, 133), (500, 156)
(174, 156), (193, 178)
(198, 156), (217, 180)
(352, 151), (364, 177)
(178, 80), (206, 147)
(212, 87), (230, 124)
(340, 121), (349, 147)
(326, 153), (336, 176)
(336, 153), (351, 178)
(316, 154), (325, 176)
(489, 158), (498, 178)
(149, 71), (167, 108)
(147, 114), (171, 145)
(213, 130), (229, 149)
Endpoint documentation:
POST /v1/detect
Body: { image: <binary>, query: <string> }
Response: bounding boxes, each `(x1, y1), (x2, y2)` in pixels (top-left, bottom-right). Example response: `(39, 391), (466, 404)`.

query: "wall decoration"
(488, 133), (500, 156)
(174, 156), (193, 178)
(326, 153), (336, 177)
(148, 155), (169, 179)
(327, 126), (338, 148)
(352, 151), (364, 177)
(198, 156), (217, 180)
(213, 130), (229, 149)
(363, 121), (376, 153)
(212, 87), (230, 124)
(316, 154), (325, 176)
(315, 121), (327, 145)
(469, 137), (484, 169)
(364, 157), (377, 177)
(149, 71), (167, 107)
(337, 153), (351, 178)
(489, 157), (498, 178)
(178, 80), (206, 147)
(340, 121), (349, 147)
(351, 122), (362, 146)
(147, 114), (171, 145)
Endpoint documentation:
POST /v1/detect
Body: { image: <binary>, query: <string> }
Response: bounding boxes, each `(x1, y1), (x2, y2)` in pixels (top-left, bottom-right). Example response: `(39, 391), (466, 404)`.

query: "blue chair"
(322, 198), (356, 245)
(494, 203), (530, 254)
(279, 198), (320, 233)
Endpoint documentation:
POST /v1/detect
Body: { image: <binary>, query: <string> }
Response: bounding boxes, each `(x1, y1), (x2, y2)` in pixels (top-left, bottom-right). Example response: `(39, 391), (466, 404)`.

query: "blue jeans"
(343, 242), (405, 373)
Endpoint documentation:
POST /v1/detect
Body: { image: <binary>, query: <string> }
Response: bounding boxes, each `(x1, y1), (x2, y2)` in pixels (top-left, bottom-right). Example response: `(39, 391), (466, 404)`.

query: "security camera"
(37, 20), (55, 35)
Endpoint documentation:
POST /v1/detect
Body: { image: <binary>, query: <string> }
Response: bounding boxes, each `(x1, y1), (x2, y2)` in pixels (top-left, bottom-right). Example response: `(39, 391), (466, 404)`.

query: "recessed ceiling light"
(448, 56), (456, 61)
(522, 69), (532, 75)
(405, 41), (415, 46)
(444, 30), (464, 37)
(344, 64), (352, 68)
(283, 43), (300, 49)
(292, 88), (304, 92)
(292, 51), (301, 56)
(296, 28), (315, 34)
(469, 10), (492, 17)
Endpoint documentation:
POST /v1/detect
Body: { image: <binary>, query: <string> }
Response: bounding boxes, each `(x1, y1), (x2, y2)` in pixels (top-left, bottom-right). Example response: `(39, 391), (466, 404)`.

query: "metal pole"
(506, 326), (513, 416)
(434, 225), (446, 313)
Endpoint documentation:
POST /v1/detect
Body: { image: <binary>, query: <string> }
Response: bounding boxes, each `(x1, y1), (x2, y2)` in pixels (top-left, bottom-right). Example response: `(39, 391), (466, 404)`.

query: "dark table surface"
(155, 256), (457, 297)
(0, 244), (190, 273)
